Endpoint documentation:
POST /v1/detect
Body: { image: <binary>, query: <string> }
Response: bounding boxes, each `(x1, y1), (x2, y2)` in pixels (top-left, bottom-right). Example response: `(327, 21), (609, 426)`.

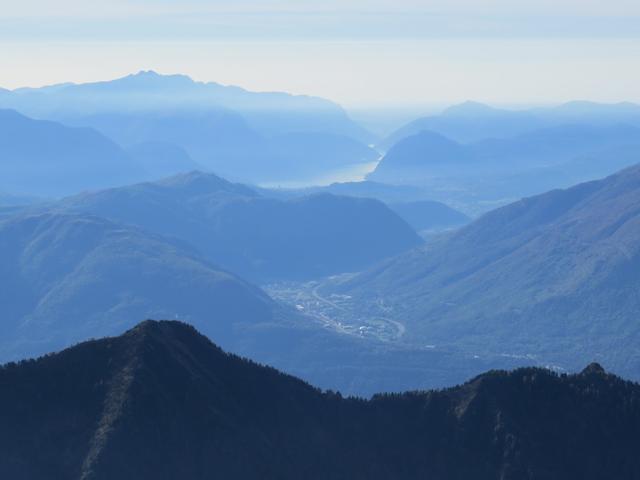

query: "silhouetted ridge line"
(1, 320), (639, 479)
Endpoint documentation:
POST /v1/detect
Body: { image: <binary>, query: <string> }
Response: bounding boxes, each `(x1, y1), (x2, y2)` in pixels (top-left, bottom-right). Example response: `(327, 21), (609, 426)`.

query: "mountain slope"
(340, 164), (640, 376)
(1, 320), (639, 479)
(388, 200), (470, 232)
(0, 212), (278, 361)
(369, 130), (475, 182)
(0, 210), (530, 397)
(52, 171), (422, 281)
(0, 109), (145, 196)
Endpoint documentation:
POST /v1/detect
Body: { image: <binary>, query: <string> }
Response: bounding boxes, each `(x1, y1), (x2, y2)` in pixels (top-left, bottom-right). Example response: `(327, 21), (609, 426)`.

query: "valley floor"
(265, 276), (406, 343)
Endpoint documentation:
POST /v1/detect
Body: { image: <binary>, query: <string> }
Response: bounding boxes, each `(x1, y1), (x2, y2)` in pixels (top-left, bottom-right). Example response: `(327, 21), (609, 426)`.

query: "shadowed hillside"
(0, 320), (639, 480)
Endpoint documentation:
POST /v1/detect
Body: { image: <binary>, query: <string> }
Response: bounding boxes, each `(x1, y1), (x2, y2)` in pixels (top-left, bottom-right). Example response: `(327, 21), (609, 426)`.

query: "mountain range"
(1, 320), (638, 480)
(0, 71), (377, 182)
(379, 100), (640, 149)
(337, 163), (640, 378)
(47, 171), (422, 282)
(369, 124), (640, 213)
(0, 209), (532, 396)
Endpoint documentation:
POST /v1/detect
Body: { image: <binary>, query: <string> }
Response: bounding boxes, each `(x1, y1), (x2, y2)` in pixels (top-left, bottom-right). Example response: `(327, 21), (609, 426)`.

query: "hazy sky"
(1, 0), (639, 107)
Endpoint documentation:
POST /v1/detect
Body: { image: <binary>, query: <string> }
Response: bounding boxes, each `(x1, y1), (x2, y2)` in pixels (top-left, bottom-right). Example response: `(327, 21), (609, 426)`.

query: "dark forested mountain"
(52, 171), (422, 281)
(0, 109), (146, 196)
(0, 212), (280, 361)
(338, 163), (640, 378)
(0, 72), (376, 182)
(1, 320), (639, 480)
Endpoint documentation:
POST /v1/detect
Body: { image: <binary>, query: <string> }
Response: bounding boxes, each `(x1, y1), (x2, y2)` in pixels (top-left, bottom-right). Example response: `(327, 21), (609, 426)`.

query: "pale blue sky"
(1, 0), (639, 106)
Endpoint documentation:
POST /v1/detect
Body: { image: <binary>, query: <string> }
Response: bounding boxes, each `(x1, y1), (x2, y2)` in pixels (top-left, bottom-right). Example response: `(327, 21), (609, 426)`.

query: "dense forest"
(1, 320), (639, 480)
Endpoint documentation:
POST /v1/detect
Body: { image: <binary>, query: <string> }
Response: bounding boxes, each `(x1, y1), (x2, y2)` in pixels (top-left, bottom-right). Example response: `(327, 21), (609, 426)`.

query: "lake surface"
(259, 160), (380, 189)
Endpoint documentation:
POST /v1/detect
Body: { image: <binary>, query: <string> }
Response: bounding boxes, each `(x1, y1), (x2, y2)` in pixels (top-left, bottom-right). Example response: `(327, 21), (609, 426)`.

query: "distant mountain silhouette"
(471, 123), (640, 168)
(339, 163), (640, 378)
(0, 72), (377, 181)
(263, 181), (471, 232)
(0, 109), (146, 196)
(369, 130), (474, 183)
(538, 100), (640, 126)
(379, 101), (545, 149)
(379, 100), (640, 149)
(368, 124), (640, 206)
(1, 320), (639, 479)
(70, 112), (378, 182)
(52, 171), (422, 281)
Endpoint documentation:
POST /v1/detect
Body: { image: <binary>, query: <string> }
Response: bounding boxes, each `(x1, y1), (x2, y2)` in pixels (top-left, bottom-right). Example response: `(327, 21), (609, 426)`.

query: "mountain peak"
(1, 323), (640, 479)
(581, 362), (607, 376)
(120, 70), (195, 87)
(120, 319), (218, 357)
(156, 170), (258, 197)
(442, 101), (498, 117)
(124, 318), (197, 337)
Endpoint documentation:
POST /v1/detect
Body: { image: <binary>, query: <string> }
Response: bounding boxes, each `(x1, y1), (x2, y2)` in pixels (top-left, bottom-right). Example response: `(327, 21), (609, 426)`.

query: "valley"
(265, 276), (406, 342)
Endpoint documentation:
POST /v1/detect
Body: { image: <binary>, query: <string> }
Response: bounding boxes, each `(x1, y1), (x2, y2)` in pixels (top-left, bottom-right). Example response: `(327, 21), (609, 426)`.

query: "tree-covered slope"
(0, 320), (638, 480)
(340, 163), (640, 376)
(0, 212), (277, 360)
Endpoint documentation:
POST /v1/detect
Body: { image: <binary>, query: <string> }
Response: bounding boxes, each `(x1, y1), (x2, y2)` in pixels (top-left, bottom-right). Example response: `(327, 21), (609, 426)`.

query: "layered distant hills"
(264, 181), (471, 233)
(371, 124), (640, 184)
(379, 100), (640, 149)
(0, 109), (146, 196)
(369, 122), (640, 213)
(0, 71), (377, 182)
(0, 210), (530, 396)
(1, 320), (638, 480)
(49, 171), (422, 281)
(338, 163), (640, 377)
